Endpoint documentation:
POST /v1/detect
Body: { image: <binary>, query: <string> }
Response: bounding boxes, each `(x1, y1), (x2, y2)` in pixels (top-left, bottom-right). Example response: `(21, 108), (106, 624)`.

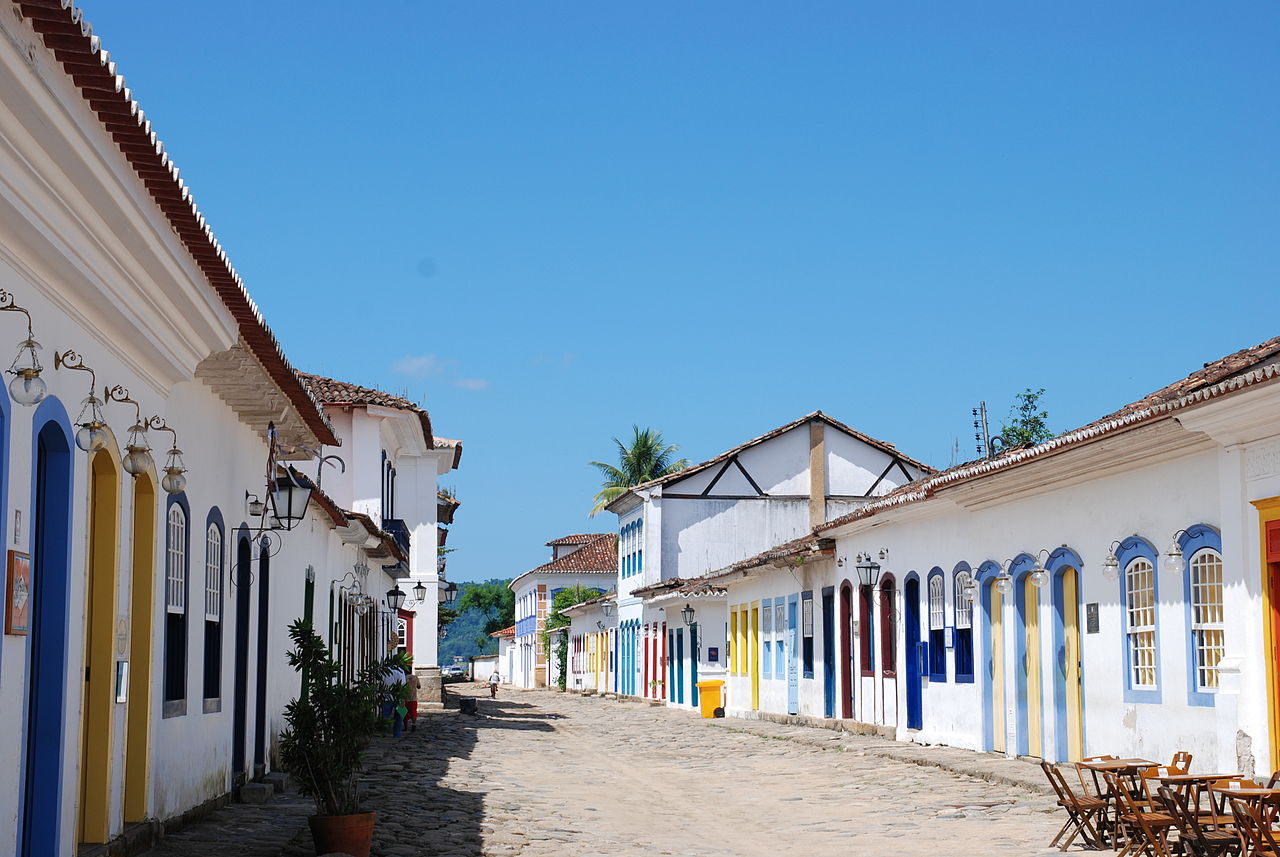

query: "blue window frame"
(762, 597), (773, 679)
(801, 591), (814, 679)
(1118, 536), (1161, 703)
(953, 564), (974, 683)
(1180, 524), (1223, 707)
(927, 569), (947, 682)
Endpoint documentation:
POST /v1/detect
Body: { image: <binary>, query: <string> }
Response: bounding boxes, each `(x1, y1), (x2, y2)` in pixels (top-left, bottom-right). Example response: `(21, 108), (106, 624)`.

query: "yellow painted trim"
(123, 473), (156, 823)
(749, 602), (760, 711)
(729, 609), (739, 675)
(991, 582), (1005, 754)
(1063, 568), (1084, 762)
(1025, 576), (1042, 759)
(1256, 496), (1280, 772)
(80, 452), (120, 844)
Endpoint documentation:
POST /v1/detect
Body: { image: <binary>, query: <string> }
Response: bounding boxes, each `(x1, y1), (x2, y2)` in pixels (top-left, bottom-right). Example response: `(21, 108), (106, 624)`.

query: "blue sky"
(80, 2), (1279, 582)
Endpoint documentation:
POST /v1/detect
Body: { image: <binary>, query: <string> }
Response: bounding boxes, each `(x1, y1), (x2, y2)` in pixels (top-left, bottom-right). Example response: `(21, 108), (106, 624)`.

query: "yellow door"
(80, 451), (120, 843)
(1024, 576), (1043, 758)
(1062, 568), (1084, 761)
(749, 603), (760, 711)
(124, 474), (156, 822)
(991, 582), (1005, 753)
(729, 609), (739, 675)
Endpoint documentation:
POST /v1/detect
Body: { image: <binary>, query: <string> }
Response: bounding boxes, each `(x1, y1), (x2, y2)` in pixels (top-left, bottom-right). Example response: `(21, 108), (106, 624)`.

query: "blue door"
(23, 417), (74, 857)
(675, 629), (685, 704)
(787, 595), (799, 715)
(232, 535), (251, 782)
(822, 588), (835, 718)
(905, 577), (924, 730)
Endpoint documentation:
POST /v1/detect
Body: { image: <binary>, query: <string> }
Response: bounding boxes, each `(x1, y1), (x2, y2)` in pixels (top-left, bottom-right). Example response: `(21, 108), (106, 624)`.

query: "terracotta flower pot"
(308, 811), (376, 857)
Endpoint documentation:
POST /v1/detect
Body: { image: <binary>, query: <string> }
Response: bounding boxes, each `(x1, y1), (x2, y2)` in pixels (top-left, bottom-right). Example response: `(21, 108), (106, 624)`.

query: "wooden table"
(1157, 774), (1242, 784)
(1081, 758), (1159, 773)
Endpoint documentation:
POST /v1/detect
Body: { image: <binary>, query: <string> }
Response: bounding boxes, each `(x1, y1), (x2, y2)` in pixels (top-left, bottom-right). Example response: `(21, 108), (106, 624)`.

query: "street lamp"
(680, 604), (695, 627)
(387, 585), (406, 611)
(0, 289), (47, 406)
(601, 600), (615, 618)
(1101, 541), (1123, 582)
(443, 581), (458, 606)
(854, 553), (882, 588)
(1165, 531), (1190, 575)
(270, 467), (313, 531)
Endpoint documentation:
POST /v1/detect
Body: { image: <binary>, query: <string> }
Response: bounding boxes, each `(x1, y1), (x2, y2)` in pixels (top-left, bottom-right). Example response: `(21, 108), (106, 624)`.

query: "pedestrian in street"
(488, 669), (501, 698)
(406, 669), (420, 731)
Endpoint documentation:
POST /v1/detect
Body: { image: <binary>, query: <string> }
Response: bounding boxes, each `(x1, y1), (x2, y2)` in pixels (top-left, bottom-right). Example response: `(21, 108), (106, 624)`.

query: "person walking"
(488, 669), (501, 698)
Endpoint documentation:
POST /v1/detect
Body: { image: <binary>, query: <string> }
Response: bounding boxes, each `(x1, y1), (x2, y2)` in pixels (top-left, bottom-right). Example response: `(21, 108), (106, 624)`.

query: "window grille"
(1125, 557), (1157, 689)
(205, 523), (222, 622)
(1190, 549), (1225, 691)
(167, 505), (186, 613)
(762, 601), (773, 634)
(954, 571), (973, 630)
(928, 575), (945, 631)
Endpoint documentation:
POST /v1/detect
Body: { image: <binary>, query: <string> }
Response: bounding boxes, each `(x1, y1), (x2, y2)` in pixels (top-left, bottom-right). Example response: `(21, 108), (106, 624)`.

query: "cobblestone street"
(343, 684), (1074, 857)
(141, 684), (1084, 857)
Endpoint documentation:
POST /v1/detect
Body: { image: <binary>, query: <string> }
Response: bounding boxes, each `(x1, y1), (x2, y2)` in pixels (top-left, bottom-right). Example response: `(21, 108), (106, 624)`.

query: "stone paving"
(140, 684), (1105, 857)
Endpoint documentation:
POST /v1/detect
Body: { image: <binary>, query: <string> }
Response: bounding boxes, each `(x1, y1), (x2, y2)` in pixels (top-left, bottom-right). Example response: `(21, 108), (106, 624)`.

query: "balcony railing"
(382, 518), (411, 557)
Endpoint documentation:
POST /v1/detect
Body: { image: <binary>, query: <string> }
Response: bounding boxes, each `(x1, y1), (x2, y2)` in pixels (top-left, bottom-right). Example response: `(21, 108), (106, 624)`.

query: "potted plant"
(278, 619), (391, 857)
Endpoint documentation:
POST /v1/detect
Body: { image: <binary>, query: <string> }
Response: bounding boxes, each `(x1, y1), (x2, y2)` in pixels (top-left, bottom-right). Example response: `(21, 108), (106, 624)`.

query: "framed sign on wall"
(6, 550), (31, 635)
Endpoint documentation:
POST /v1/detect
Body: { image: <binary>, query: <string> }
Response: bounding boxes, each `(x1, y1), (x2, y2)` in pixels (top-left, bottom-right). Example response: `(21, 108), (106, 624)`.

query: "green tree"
(998, 388), (1054, 449)
(589, 426), (689, 515)
(542, 585), (604, 690)
(456, 579), (515, 638)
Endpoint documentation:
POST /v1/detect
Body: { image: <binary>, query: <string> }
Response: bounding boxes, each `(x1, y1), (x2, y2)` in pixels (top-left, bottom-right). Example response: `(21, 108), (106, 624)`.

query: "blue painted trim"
(1179, 524), (1222, 708)
(801, 590), (814, 679)
(904, 572), (923, 730)
(1047, 546), (1083, 763)
(1008, 554), (1041, 756)
(821, 587), (835, 718)
(975, 560), (1002, 751)
(690, 623), (699, 706)
(1117, 536), (1162, 704)
(20, 397), (74, 857)
(762, 597), (772, 679)
(952, 562), (975, 684)
(927, 567), (947, 682)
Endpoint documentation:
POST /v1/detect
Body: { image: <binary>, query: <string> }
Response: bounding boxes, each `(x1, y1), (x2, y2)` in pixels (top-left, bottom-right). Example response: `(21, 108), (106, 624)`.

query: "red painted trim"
(661, 621), (668, 701)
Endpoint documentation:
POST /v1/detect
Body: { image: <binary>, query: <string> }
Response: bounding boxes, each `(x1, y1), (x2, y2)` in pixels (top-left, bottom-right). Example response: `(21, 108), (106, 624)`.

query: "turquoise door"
(787, 595), (799, 715)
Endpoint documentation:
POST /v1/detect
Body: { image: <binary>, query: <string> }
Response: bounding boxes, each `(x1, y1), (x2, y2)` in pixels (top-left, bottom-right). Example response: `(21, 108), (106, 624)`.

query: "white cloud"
(454, 378), (490, 391)
(392, 354), (448, 380)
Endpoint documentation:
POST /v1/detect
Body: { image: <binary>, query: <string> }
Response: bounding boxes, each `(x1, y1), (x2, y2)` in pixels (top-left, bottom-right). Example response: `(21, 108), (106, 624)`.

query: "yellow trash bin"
(696, 680), (725, 718)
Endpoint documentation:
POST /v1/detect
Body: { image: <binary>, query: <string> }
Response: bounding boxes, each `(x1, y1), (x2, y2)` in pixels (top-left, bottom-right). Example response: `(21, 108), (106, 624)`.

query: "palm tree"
(589, 426), (689, 515)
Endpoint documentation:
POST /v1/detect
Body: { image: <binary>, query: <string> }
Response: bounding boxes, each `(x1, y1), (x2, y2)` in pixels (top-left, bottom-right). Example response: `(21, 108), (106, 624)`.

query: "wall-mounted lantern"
(1101, 541), (1123, 582)
(1164, 531), (1190, 576)
(270, 467), (313, 531)
(55, 350), (109, 452)
(0, 290), (46, 406)
(680, 603), (696, 627)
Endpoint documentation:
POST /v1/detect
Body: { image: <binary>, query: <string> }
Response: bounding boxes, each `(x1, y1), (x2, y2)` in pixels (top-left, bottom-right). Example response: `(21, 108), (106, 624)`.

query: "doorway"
(22, 416), (75, 857)
(232, 534), (251, 784)
(254, 539), (270, 774)
(79, 450), (120, 845)
(123, 473), (156, 822)
(904, 576), (923, 730)
(822, 588), (835, 718)
(1018, 573), (1043, 758)
(986, 577), (1006, 753)
(1053, 565), (1083, 762)
(838, 583), (853, 719)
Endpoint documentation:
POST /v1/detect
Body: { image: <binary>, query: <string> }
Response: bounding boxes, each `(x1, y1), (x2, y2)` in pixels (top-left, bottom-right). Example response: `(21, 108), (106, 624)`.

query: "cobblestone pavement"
(139, 685), (1099, 857)
(348, 685), (1088, 857)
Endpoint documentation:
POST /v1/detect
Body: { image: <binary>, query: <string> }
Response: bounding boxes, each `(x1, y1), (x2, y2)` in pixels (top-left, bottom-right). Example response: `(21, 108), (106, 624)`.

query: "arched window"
(1125, 557), (1157, 690)
(927, 571), (946, 681)
(203, 520), (223, 705)
(1190, 548), (1224, 692)
(954, 569), (974, 682)
(164, 502), (189, 710)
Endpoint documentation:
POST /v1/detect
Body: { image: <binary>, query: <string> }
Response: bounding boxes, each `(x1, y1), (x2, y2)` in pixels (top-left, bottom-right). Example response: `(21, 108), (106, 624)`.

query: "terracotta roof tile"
(546, 533), (609, 547)
(807, 334), (1280, 536)
(301, 373), (434, 449)
(16, 1), (336, 446)
(529, 534), (618, 574)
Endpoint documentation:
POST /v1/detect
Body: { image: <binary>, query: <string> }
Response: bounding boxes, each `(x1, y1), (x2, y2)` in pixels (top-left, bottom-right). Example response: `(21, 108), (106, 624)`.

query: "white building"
(509, 534), (616, 689)
(603, 412), (931, 708)
(701, 337), (1280, 776)
(0, 6), (458, 855)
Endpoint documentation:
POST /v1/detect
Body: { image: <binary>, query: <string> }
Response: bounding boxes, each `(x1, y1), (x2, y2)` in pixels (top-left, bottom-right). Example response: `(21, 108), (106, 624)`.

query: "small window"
(928, 574), (946, 681)
(859, 585), (875, 677)
(164, 503), (189, 708)
(1125, 557), (1158, 689)
(801, 592), (814, 679)
(954, 570), (974, 682)
(1190, 549), (1225, 691)
(202, 521), (223, 703)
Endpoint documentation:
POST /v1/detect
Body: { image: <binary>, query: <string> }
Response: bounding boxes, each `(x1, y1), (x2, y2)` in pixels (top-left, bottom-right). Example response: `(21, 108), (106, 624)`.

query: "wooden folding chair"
(1228, 795), (1280, 857)
(1106, 770), (1180, 857)
(1041, 761), (1105, 851)
(1169, 751), (1193, 775)
(1158, 785), (1240, 857)
(1208, 780), (1263, 820)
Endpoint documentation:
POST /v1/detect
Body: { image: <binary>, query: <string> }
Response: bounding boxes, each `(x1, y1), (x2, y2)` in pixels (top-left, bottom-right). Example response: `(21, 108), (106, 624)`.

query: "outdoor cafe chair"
(1106, 769), (1180, 857)
(1170, 752), (1194, 775)
(1228, 794), (1280, 857)
(1209, 780), (1264, 821)
(1158, 785), (1241, 857)
(1041, 761), (1105, 852)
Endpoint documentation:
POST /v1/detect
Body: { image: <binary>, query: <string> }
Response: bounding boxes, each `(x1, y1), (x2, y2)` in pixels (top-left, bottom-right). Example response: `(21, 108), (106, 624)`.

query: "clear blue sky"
(80, 2), (1279, 582)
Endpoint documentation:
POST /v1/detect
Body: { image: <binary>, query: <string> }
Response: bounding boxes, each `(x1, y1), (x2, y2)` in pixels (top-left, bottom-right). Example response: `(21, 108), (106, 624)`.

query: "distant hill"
(437, 579), (511, 666)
